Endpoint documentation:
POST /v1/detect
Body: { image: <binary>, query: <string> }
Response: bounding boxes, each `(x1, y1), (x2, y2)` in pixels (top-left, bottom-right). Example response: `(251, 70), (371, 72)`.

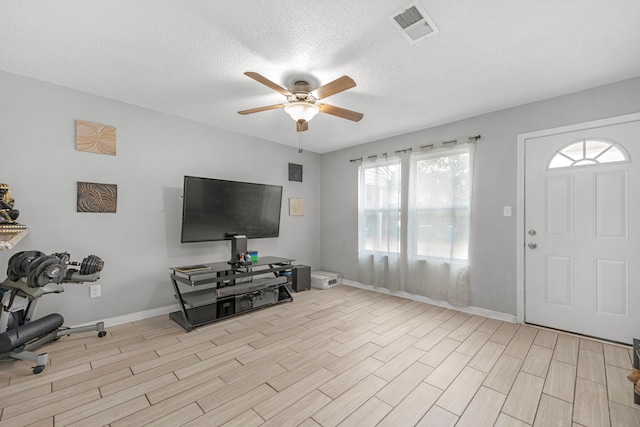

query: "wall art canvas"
(77, 182), (118, 213)
(76, 120), (116, 155)
(289, 198), (304, 216)
(288, 163), (303, 182)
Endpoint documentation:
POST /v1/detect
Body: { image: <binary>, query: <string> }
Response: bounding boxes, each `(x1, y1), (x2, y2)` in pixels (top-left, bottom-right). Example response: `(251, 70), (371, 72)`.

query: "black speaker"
(292, 265), (310, 292)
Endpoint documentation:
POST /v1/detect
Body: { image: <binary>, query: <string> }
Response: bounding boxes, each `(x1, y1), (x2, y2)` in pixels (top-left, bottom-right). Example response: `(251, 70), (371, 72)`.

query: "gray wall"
(0, 71), (321, 325)
(319, 76), (640, 316)
(3, 70), (639, 325)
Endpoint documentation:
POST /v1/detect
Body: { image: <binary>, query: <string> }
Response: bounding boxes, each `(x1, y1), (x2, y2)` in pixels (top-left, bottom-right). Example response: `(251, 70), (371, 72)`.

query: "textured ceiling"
(1, 0), (640, 153)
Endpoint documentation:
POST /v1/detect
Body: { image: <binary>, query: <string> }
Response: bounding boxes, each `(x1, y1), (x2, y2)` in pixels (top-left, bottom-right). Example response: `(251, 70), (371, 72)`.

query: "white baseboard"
(342, 279), (518, 324)
(73, 280), (517, 328)
(71, 304), (180, 328)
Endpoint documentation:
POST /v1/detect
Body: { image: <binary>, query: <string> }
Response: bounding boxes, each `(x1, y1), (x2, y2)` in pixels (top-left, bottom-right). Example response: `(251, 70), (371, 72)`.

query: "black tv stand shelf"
(168, 256), (294, 331)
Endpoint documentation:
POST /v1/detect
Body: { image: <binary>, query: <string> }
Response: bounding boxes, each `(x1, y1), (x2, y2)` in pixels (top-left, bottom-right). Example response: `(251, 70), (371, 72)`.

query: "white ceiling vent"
(390, 3), (438, 43)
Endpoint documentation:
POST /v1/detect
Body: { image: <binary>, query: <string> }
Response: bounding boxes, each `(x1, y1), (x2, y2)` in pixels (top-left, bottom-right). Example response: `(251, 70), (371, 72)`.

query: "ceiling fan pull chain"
(298, 133), (303, 154)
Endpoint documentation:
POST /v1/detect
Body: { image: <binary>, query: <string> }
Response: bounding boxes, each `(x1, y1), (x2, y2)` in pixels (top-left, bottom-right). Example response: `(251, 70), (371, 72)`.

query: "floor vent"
(390, 3), (438, 43)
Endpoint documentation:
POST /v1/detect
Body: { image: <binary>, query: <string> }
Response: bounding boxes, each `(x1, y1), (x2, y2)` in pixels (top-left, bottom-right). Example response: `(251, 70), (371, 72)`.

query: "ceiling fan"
(238, 72), (364, 132)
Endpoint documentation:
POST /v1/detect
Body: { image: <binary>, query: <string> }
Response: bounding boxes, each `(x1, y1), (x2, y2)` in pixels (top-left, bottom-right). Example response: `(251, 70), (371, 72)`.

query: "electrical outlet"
(503, 206), (512, 217)
(89, 284), (101, 298)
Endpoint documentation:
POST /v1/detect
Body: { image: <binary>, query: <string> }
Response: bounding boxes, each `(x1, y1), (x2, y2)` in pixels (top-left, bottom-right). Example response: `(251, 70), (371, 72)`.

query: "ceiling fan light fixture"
(284, 101), (320, 122)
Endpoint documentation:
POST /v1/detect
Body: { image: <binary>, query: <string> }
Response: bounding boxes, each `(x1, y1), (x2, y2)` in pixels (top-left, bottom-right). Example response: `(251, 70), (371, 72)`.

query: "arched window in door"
(548, 138), (629, 169)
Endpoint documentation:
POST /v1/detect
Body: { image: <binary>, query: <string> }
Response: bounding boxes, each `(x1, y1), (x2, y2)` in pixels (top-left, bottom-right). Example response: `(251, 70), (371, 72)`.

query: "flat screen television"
(181, 176), (283, 243)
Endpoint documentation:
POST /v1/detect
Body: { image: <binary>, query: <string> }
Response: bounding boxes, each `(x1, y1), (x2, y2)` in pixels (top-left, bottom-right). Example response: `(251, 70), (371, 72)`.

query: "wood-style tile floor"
(1, 285), (638, 426)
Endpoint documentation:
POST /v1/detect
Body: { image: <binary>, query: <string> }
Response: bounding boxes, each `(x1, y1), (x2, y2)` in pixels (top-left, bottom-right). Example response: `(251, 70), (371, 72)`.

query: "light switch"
(503, 206), (512, 217)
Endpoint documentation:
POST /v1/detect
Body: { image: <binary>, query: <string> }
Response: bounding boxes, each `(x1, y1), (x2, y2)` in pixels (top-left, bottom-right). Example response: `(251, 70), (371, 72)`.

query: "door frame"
(516, 112), (640, 324)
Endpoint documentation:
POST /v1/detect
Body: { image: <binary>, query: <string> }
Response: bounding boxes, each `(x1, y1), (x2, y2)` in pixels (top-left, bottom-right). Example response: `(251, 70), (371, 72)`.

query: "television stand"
(168, 256), (294, 331)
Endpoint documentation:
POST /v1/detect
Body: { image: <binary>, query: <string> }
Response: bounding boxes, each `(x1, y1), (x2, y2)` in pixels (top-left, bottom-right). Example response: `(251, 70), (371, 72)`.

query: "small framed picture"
(289, 198), (304, 216)
(288, 163), (303, 182)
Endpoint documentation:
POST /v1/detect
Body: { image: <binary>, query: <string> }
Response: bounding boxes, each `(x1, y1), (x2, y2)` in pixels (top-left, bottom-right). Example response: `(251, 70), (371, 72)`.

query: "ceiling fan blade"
(244, 72), (291, 96)
(238, 104), (285, 115)
(312, 76), (356, 100)
(296, 119), (309, 132)
(319, 104), (364, 122)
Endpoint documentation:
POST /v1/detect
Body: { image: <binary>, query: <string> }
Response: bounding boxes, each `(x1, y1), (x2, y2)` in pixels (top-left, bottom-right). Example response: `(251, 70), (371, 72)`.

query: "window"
(358, 158), (401, 253)
(548, 138), (628, 169)
(410, 147), (471, 261)
(357, 141), (475, 307)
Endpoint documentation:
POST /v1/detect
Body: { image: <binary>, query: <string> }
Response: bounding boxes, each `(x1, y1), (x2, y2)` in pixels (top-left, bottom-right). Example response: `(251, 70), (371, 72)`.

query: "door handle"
(528, 242), (537, 249)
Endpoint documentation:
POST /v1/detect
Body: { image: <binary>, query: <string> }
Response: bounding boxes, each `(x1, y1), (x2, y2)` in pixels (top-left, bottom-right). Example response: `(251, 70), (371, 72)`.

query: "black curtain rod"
(395, 148), (412, 154)
(419, 135), (482, 150)
(350, 135), (481, 164)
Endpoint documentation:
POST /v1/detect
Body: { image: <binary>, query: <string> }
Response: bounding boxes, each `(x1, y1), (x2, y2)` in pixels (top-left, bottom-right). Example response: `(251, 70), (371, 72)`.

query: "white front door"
(524, 117), (640, 344)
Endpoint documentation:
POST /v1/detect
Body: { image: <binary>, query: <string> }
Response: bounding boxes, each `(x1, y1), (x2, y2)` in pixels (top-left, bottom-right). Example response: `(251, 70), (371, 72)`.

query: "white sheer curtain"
(356, 141), (475, 307)
(357, 154), (404, 292)
(406, 143), (475, 306)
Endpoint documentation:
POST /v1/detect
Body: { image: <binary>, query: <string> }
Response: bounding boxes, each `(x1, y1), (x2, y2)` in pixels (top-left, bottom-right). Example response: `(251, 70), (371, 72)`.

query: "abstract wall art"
(289, 197), (304, 216)
(77, 182), (118, 213)
(76, 120), (116, 155)
(288, 163), (303, 182)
